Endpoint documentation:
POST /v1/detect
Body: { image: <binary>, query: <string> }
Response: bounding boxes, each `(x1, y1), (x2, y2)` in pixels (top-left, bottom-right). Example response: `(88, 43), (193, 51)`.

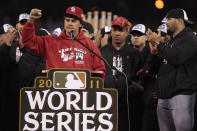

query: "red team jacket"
(22, 22), (105, 79)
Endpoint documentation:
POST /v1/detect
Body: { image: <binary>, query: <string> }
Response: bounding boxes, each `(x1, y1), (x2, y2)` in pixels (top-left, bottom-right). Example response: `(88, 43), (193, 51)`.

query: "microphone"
(70, 30), (75, 43)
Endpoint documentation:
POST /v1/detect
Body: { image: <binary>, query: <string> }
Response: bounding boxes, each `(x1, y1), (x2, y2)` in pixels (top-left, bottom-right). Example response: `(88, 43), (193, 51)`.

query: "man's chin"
(167, 29), (173, 35)
(66, 28), (74, 31)
(114, 42), (122, 45)
(114, 39), (122, 44)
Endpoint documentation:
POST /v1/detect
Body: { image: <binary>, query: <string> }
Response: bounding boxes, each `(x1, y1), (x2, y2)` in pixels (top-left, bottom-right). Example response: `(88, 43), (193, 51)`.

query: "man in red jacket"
(22, 6), (105, 79)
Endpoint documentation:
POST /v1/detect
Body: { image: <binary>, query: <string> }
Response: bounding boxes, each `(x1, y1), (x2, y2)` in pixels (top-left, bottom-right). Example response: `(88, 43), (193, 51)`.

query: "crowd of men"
(0, 5), (197, 131)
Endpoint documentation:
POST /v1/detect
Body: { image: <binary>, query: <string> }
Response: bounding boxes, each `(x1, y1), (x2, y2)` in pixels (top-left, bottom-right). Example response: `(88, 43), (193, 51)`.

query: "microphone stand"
(73, 37), (144, 91)
(73, 36), (144, 131)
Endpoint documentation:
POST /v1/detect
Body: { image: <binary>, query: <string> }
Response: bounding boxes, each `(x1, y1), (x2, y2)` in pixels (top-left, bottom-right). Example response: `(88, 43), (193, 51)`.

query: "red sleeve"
(22, 22), (50, 57)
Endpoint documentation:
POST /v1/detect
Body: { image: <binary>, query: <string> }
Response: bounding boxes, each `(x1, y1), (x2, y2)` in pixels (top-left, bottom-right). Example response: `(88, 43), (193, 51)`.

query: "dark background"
(0, 0), (197, 31)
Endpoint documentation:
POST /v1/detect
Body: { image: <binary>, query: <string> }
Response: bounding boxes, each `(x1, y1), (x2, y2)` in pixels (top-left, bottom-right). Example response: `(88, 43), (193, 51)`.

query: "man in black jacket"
(131, 24), (160, 131)
(100, 16), (143, 131)
(0, 13), (47, 130)
(14, 13), (46, 87)
(0, 27), (19, 130)
(147, 8), (197, 131)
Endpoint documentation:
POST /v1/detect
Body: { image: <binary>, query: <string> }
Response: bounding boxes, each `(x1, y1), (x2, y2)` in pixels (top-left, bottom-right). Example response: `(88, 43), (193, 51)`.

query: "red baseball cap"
(65, 6), (83, 19)
(112, 16), (131, 29)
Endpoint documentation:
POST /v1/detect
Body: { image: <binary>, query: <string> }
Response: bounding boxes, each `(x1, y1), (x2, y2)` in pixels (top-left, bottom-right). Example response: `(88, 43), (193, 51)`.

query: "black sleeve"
(20, 46), (30, 53)
(141, 43), (151, 70)
(9, 42), (18, 62)
(157, 35), (197, 66)
(148, 54), (162, 74)
(130, 50), (144, 82)
(0, 43), (10, 56)
(141, 42), (150, 62)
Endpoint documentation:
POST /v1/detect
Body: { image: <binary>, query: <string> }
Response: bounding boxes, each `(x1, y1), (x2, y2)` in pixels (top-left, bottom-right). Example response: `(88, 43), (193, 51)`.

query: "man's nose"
(114, 31), (120, 36)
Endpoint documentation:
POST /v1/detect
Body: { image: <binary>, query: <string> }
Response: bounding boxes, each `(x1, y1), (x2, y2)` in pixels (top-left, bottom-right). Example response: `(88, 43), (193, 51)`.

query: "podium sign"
(19, 69), (118, 131)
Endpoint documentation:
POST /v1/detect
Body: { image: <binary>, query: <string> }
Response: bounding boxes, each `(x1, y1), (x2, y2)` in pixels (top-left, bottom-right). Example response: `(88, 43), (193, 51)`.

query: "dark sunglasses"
(19, 19), (27, 25)
(131, 32), (144, 37)
(156, 31), (168, 37)
(161, 32), (167, 37)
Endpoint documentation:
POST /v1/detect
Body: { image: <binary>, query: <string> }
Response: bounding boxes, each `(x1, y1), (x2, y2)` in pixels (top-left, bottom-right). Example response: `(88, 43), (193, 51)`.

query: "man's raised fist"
(28, 9), (42, 23)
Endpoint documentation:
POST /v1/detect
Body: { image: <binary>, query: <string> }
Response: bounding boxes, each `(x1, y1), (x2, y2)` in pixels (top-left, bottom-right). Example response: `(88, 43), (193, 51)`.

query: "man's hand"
(137, 69), (149, 78)
(146, 28), (161, 45)
(149, 42), (158, 55)
(4, 27), (17, 46)
(146, 28), (162, 55)
(0, 34), (6, 46)
(128, 81), (142, 93)
(128, 84), (138, 93)
(17, 32), (24, 48)
(152, 91), (158, 100)
(28, 9), (42, 23)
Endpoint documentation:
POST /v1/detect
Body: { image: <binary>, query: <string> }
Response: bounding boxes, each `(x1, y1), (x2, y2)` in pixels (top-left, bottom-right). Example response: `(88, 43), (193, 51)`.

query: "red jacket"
(22, 22), (105, 79)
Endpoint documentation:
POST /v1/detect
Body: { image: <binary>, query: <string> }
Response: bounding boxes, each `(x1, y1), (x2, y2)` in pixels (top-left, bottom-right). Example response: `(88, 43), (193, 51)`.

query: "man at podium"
(22, 6), (105, 79)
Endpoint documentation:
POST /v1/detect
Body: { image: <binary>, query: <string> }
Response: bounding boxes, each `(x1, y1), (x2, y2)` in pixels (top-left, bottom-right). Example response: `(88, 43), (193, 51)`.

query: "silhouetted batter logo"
(19, 69), (118, 131)
(53, 71), (86, 89)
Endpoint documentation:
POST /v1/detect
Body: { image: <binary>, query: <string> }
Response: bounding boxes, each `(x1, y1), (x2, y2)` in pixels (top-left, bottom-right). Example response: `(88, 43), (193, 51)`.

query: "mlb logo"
(53, 71), (86, 89)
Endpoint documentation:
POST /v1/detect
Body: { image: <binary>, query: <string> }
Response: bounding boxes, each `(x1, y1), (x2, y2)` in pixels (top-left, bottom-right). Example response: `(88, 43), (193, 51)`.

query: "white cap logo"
(71, 7), (76, 12)
(3, 24), (13, 32)
(132, 24), (146, 34)
(19, 13), (29, 22)
(157, 24), (167, 34)
(105, 26), (111, 33)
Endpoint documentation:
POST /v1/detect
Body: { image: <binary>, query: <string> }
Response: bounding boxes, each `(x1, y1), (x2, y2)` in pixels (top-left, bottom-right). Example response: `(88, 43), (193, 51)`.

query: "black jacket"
(0, 43), (18, 130)
(140, 42), (158, 108)
(9, 42), (45, 87)
(17, 47), (45, 87)
(0, 42), (46, 130)
(100, 39), (143, 130)
(100, 41), (142, 98)
(152, 27), (197, 99)
(100, 41), (142, 88)
(0, 43), (18, 93)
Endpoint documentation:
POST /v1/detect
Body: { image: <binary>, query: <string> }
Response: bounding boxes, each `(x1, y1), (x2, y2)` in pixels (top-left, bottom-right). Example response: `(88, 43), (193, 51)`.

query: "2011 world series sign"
(19, 69), (118, 131)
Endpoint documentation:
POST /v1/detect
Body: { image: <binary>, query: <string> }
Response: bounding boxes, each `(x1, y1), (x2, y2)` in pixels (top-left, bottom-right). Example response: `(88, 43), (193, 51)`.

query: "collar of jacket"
(107, 36), (130, 52)
(173, 27), (191, 40)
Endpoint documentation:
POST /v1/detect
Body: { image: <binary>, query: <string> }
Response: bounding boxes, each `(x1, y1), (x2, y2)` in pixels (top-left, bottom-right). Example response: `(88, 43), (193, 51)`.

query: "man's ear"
(178, 18), (184, 24)
(90, 33), (94, 38)
(79, 20), (84, 28)
(79, 23), (82, 28)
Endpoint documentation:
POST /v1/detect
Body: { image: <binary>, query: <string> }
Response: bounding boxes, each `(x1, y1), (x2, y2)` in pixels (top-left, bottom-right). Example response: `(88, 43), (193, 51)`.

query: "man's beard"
(167, 29), (173, 37)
